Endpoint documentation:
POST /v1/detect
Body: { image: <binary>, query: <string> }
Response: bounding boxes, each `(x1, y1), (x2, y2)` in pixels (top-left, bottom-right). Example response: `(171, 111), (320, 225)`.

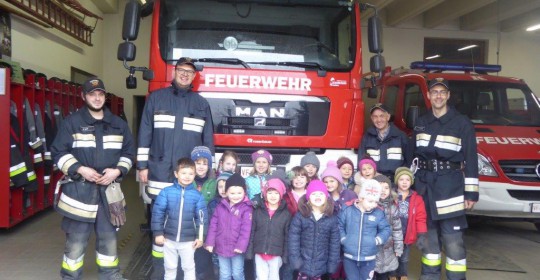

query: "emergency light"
(410, 61), (501, 74)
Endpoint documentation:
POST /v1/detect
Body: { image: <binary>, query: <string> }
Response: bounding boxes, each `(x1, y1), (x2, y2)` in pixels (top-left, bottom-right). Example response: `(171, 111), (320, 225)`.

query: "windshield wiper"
(195, 58), (251, 69)
(250, 61), (327, 77)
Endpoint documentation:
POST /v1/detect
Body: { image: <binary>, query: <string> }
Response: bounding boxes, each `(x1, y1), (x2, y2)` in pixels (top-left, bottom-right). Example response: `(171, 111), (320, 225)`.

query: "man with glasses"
(412, 78), (478, 280)
(137, 57), (214, 279)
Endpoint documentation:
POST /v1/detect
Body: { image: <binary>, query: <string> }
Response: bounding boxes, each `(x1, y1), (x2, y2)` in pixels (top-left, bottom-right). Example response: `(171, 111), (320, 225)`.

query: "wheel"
(534, 222), (540, 232)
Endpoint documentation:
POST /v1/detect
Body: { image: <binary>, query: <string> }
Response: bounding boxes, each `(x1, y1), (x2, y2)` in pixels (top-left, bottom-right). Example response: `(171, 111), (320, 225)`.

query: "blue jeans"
(343, 258), (375, 280)
(218, 254), (245, 280)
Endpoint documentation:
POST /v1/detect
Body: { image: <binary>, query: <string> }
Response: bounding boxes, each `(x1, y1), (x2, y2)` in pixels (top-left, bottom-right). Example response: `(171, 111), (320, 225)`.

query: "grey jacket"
(375, 192), (404, 273)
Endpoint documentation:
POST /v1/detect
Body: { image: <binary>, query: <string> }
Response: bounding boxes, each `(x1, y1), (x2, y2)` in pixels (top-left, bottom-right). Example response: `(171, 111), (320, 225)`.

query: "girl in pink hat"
(246, 149), (273, 200)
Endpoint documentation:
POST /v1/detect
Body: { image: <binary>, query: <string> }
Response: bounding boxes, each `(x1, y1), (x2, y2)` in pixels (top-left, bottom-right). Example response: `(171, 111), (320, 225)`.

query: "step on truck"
(369, 61), (540, 230)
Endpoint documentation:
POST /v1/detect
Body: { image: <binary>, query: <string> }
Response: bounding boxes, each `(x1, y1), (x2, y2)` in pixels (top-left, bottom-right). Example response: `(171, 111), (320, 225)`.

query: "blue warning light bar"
(410, 61), (501, 74)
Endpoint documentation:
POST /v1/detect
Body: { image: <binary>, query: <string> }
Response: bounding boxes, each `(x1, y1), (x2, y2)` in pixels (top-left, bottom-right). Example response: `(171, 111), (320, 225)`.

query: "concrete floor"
(1, 172), (539, 279)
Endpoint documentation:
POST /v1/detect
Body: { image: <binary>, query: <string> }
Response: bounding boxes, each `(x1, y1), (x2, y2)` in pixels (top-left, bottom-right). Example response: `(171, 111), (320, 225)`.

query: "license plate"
(532, 203), (540, 213)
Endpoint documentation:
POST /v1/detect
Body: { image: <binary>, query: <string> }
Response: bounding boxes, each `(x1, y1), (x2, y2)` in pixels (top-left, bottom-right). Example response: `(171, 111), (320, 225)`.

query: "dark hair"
(297, 194), (334, 218)
(176, 157), (196, 172)
(289, 166), (310, 189)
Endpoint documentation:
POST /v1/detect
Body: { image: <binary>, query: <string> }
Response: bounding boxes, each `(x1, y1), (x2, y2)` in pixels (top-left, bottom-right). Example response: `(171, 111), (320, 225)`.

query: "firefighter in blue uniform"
(359, 103), (411, 181)
(137, 57), (214, 279)
(51, 77), (135, 280)
(412, 78), (479, 280)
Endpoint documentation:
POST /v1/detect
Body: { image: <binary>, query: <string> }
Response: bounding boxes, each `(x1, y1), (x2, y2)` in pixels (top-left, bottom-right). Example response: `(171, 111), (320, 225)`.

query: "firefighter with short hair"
(412, 78), (479, 280)
(51, 77), (135, 280)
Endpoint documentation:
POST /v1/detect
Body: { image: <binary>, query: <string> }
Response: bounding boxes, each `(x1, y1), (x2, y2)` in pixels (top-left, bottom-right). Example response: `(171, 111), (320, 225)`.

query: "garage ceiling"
(361, 0), (540, 32)
(89, 0), (540, 33)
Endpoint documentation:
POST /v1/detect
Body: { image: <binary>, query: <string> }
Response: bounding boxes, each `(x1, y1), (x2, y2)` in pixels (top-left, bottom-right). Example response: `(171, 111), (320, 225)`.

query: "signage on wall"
(0, 9), (11, 59)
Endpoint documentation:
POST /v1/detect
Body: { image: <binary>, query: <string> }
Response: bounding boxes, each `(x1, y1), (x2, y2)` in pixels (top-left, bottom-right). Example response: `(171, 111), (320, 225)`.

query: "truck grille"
(507, 190), (540, 201)
(237, 153), (291, 166)
(499, 160), (540, 183)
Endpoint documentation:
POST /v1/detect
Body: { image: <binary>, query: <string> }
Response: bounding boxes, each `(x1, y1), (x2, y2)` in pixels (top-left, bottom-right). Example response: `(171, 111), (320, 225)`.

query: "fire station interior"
(1, 0), (540, 279)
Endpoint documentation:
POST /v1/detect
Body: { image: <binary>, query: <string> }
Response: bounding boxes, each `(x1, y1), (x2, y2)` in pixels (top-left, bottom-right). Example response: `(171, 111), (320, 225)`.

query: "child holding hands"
(151, 158), (208, 280)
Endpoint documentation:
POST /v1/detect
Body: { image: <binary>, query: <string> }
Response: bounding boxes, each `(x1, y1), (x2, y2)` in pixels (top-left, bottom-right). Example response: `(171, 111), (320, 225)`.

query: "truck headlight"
(478, 153), (497, 177)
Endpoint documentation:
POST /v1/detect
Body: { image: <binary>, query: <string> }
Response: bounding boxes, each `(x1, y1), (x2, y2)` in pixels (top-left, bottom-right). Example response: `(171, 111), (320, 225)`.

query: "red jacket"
(404, 191), (427, 245)
(284, 191), (299, 216)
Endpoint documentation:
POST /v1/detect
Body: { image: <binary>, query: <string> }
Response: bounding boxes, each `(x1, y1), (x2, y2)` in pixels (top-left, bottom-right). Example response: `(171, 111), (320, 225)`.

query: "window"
(383, 85), (399, 115)
(403, 84), (427, 119)
(423, 38), (487, 64)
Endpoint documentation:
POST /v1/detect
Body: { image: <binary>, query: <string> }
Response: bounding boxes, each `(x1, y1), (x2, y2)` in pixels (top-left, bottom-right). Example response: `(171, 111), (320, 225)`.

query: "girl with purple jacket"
(206, 173), (253, 280)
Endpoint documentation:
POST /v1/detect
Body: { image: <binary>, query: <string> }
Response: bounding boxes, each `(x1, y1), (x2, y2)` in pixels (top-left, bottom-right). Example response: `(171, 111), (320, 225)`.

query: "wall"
(362, 19), (540, 97)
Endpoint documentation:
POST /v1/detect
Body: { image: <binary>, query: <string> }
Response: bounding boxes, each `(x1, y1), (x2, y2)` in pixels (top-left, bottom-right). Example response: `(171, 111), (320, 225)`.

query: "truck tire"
(535, 222), (540, 232)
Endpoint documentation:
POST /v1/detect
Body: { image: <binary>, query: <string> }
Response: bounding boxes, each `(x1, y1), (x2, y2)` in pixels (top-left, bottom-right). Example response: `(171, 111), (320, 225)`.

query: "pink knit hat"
(358, 157), (377, 171)
(251, 149), (273, 164)
(306, 180), (329, 200)
(321, 160), (344, 184)
(263, 178), (286, 198)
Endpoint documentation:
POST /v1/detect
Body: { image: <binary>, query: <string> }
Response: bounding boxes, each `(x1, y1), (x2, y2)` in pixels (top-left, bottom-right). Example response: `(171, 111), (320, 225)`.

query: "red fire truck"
(370, 61), (540, 230)
(118, 0), (385, 174)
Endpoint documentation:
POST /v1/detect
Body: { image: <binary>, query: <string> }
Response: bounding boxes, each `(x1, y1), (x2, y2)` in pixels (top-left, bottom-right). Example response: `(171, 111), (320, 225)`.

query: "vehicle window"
(383, 85), (399, 115)
(403, 83), (427, 119)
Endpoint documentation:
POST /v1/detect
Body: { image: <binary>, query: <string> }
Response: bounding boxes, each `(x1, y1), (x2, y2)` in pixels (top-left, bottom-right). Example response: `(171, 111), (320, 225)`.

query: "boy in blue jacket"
(152, 158), (208, 280)
(339, 179), (391, 280)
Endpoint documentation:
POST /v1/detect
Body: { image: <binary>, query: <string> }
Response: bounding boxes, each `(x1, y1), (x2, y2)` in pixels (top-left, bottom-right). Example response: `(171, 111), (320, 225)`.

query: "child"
(217, 150), (240, 175)
(390, 167), (427, 280)
(151, 158), (208, 280)
(353, 155), (379, 194)
(206, 173), (253, 280)
(373, 174), (403, 280)
(321, 160), (357, 213)
(247, 178), (292, 280)
(339, 179), (391, 280)
(300, 151), (320, 180)
(284, 166), (310, 216)
(337, 156), (355, 190)
(191, 146), (216, 203)
(288, 180), (341, 280)
(246, 149), (273, 200)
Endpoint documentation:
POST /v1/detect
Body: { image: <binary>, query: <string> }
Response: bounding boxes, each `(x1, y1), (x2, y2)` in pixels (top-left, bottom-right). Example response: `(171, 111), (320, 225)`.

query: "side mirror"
(368, 86), (378, 99)
(126, 74), (137, 89)
(406, 106), (419, 129)
(117, 42), (136, 61)
(370, 54), (385, 73)
(143, 69), (155, 81)
(122, 1), (141, 41)
(368, 16), (383, 53)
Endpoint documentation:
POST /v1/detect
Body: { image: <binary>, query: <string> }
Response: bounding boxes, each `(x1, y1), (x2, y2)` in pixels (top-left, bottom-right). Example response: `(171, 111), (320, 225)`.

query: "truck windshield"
(159, 0), (355, 71)
(448, 81), (540, 126)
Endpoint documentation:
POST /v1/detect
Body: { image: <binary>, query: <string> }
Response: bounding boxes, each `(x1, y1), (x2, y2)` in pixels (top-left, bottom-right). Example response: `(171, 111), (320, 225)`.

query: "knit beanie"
(321, 160), (344, 184)
(306, 179), (329, 200)
(251, 149), (273, 164)
(374, 174), (392, 188)
(267, 169), (290, 187)
(301, 151), (320, 169)
(216, 171), (233, 183)
(225, 173), (246, 191)
(394, 167), (414, 185)
(191, 146), (213, 168)
(358, 157), (377, 171)
(337, 156), (354, 169)
(263, 178), (286, 198)
(359, 179), (382, 201)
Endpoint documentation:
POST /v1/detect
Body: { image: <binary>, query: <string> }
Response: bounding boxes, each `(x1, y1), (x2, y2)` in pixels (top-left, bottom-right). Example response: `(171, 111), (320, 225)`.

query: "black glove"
(416, 233), (428, 252)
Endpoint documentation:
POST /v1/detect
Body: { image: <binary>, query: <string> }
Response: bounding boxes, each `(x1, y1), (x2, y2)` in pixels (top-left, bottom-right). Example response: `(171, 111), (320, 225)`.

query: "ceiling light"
(526, 24), (540, 31)
(458, 45), (477, 51)
(425, 55), (440, 60)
